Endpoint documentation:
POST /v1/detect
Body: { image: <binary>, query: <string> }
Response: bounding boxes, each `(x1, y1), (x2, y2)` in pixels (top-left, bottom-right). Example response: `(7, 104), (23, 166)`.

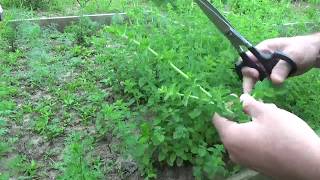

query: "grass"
(0, 0), (319, 179)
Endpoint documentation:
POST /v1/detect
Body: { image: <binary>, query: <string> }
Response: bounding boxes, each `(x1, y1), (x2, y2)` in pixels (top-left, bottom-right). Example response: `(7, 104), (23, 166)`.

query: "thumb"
(240, 94), (265, 118)
(213, 113), (237, 139)
(270, 60), (291, 85)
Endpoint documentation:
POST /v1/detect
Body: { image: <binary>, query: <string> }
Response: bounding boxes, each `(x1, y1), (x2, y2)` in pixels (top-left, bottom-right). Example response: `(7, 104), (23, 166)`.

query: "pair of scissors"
(195, 0), (297, 80)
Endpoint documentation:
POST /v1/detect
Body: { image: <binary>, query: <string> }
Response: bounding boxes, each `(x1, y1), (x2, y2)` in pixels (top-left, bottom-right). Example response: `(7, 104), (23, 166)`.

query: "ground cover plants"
(1, 0), (129, 19)
(0, 0), (319, 179)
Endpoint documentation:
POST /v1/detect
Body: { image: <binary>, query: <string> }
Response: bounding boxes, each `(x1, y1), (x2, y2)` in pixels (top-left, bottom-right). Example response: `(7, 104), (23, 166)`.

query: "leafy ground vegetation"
(0, 0), (319, 179)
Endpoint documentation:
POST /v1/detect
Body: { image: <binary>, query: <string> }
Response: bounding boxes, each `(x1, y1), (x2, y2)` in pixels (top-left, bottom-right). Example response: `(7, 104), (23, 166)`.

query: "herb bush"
(0, 0), (72, 11)
(1, 0), (126, 15)
(91, 0), (319, 179)
(0, 0), (319, 179)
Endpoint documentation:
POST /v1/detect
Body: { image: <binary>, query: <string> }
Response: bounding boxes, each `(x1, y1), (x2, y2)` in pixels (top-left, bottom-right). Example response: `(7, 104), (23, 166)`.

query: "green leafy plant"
(1, 0), (74, 11)
(0, 0), (319, 179)
(65, 17), (99, 45)
(97, 0), (320, 178)
(58, 133), (103, 180)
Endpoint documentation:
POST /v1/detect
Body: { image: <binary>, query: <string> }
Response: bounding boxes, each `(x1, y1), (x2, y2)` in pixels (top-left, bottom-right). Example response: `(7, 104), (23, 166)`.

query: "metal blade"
(195, 0), (253, 51)
(195, 0), (232, 35)
(0, 5), (3, 21)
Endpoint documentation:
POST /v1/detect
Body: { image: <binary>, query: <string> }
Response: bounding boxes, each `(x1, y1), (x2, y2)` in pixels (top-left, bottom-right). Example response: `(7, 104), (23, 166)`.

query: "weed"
(57, 133), (104, 180)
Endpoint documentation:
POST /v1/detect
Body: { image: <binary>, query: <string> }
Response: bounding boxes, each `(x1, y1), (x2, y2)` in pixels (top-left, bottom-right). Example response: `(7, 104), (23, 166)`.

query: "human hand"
(213, 94), (320, 180)
(242, 33), (320, 93)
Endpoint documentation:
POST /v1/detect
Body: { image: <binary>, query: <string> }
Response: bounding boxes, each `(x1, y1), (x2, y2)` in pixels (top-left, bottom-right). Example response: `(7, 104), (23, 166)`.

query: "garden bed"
(0, 1), (319, 180)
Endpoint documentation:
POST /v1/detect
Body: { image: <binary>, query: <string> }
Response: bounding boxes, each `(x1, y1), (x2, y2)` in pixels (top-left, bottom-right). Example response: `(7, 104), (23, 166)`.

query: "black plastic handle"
(235, 47), (297, 81)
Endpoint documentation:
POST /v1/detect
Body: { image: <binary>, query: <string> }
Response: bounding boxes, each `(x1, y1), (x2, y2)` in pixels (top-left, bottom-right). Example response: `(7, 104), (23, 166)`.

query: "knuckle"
(279, 60), (292, 69)
(265, 103), (277, 110)
(257, 39), (274, 48)
(242, 68), (259, 79)
(242, 105), (250, 114)
(242, 101), (253, 112)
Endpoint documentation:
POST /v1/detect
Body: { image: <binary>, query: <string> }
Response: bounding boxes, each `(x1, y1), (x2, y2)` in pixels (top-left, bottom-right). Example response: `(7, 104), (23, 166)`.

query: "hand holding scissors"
(195, 0), (298, 86)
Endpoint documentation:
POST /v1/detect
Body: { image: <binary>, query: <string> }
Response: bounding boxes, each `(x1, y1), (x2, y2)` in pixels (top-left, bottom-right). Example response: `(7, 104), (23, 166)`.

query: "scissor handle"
(235, 47), (297, 81)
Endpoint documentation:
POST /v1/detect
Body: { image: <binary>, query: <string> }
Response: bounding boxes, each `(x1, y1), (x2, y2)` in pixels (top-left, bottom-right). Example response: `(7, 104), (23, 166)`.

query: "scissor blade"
(195, 0), (231, 35)
(195, 0), (253, 51)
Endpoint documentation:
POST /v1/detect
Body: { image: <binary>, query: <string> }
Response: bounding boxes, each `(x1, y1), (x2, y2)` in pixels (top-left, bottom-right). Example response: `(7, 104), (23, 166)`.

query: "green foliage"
(252, 80), (287, 99)
(58, 133), (103, 180)
(1, 0), (74, 11)
(1, 0), (50, 10)
(253, 71), (320, 130)
(81, 0), (118, 13)
(65, 17), (99, 44)
(0, 25), (17, 52)
(0, 0), (319, 179)
(0, 119), (10, 156)
(98, 0), (319, 178)
(1, 155), (38, 179)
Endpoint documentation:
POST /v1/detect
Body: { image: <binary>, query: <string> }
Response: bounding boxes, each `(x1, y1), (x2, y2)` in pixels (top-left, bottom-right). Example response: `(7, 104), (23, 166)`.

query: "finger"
(270, 60), (291, 85)
(242, 76), (256, 94)
(213, 113), (238, 139)
(255, 38), (287, 52)
(245, 51), (258, 63)
(242, 67), (259, 93)
(240, 94), (265, 118)
(265, 103), (277, 109)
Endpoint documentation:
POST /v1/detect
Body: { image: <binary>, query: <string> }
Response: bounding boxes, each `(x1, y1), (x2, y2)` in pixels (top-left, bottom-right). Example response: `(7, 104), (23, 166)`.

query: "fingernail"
(240, 93), (251, 102)
(213, 113), (221, 120)
(271, 74), (285, 85)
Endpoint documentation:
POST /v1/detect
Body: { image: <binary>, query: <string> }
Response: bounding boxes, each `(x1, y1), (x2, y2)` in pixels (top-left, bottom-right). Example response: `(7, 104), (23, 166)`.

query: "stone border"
(8, 13), (127, 31)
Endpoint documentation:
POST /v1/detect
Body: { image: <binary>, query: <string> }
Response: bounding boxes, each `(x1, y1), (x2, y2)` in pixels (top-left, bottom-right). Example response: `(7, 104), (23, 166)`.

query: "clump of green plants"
(57, 133), (103, 179)
(0, 23), (18, 52)
(65, 17), (99, 45)
(1, 0), (50, 10)
(0, 119), (10, 156)
(1, 0), (74, 11)
(0, 0), (319, 179)
(90, 0), (320, 179)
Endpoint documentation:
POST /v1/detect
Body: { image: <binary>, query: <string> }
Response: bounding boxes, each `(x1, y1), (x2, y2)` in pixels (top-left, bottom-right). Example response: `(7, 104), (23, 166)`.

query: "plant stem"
(116, 32), (214, 100)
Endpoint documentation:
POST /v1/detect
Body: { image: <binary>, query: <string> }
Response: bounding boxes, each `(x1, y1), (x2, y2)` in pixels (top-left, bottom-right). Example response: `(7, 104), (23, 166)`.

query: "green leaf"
(152, 133), (165, 145)
(0, 119), (7, 127)
(188, 108), (202, 119)
(173, 126), (188, 139)
(152, 126), (165, 145)
(198, 147), (207, 157)
(167, 153), (176, 166)
(158, 150), (166, 162)
(252, 79), (287, 99)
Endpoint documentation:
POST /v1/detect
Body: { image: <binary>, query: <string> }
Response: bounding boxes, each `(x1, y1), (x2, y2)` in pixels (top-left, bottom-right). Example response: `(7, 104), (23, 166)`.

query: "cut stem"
(169, 62), (190, 80)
